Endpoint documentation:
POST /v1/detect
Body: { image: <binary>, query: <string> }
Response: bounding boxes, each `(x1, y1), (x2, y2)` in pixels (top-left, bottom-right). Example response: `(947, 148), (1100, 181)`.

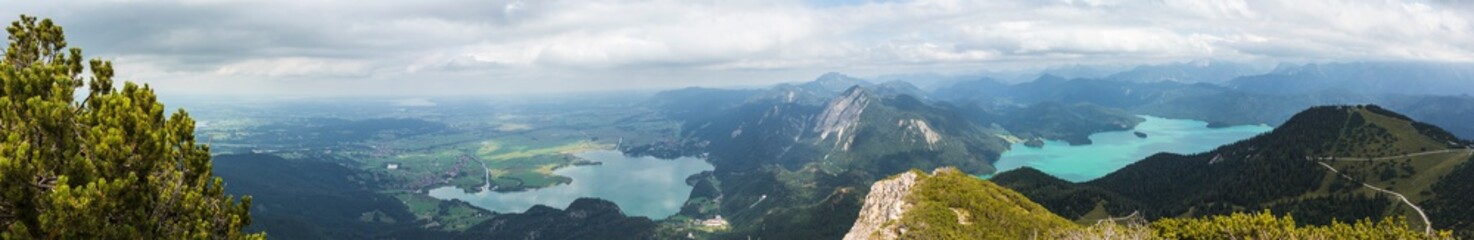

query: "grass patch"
(898, 169), (1078, 239)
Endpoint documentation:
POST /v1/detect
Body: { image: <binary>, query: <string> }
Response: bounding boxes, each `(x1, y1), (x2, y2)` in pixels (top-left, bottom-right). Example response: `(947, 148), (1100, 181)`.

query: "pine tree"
(0, 15), (262, 239)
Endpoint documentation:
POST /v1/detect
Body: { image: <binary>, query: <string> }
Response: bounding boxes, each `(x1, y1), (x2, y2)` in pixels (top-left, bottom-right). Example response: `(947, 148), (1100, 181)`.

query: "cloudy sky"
(3, 0), (1472, 96)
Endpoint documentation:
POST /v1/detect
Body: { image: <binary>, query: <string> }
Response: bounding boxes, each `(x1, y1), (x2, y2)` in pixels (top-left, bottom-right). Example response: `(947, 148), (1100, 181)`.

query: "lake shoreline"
(427, 149), (714, 219)
(985, 115), (1272, 182)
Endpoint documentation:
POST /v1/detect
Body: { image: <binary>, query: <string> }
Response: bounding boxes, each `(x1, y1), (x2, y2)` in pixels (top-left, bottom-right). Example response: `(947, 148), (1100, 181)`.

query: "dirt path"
(1316, 149), (1473, 162)
(1096, 211), (1140, 225)
(1314, 162), (1432, 235)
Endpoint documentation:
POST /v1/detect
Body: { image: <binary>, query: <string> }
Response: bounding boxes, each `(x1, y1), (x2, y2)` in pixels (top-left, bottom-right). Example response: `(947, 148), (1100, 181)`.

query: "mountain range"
(930, 64), (1474, 139)
(218, 60), (1474, 239)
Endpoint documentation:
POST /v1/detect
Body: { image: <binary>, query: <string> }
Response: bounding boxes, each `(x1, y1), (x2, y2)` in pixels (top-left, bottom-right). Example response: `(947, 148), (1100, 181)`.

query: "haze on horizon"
(3, 0), (1472, 96)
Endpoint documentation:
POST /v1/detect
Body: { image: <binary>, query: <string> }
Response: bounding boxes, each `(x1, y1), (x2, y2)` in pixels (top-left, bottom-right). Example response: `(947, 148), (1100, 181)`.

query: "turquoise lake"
(428, 150), (714, 219)
(989, 116), (1272, 182)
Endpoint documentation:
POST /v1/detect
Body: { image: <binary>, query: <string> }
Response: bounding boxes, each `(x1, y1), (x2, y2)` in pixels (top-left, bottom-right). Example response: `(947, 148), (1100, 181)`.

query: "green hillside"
(993, 105), (1474, 237)
(891, 168), (1079, 239)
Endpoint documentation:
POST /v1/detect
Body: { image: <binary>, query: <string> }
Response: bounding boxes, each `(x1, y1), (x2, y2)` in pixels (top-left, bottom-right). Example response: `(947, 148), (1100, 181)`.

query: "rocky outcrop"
(843, 171), (918, 240)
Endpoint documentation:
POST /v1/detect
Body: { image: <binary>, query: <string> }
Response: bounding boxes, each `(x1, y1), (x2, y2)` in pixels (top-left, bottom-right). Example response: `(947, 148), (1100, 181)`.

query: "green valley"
(193, 96), (697, 238)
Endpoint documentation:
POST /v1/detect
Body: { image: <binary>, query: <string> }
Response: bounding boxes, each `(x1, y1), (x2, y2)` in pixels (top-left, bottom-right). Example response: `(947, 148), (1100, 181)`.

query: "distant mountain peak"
(815, 72), (866, 86)
(1033, 74), (1068, 83)
(802, 72), (874, 95)
(817, 71), (856, 81)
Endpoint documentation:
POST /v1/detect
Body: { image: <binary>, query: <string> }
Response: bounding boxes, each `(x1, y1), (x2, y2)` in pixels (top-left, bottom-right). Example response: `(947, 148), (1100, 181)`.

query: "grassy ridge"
(898, 168), (1078, 239)
(892, 169), (1452, 239)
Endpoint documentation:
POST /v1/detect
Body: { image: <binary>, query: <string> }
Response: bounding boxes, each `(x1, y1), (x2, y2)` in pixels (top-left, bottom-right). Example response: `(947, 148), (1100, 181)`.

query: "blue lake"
(988, 116), (1272, 182)
(428, 150), (713, 219)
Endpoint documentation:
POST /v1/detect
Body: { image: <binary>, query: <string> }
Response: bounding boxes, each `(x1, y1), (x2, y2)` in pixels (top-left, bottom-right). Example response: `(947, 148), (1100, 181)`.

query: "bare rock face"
(814, 87), (870, 151)
(898, 119), (943, 150)
(843, 171), (918, 240)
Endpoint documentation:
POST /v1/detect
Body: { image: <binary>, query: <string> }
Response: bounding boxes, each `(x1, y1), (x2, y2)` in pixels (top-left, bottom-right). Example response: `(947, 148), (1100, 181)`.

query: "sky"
(2, 0), (1472, 96)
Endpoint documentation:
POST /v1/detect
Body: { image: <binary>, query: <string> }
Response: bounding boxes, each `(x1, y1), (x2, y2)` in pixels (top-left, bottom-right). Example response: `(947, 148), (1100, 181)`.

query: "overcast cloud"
(2, 0), (1471, 96)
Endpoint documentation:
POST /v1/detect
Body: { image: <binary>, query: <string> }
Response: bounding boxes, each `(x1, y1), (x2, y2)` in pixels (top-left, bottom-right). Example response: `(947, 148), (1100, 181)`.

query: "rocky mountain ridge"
(843, 171), (917, 240)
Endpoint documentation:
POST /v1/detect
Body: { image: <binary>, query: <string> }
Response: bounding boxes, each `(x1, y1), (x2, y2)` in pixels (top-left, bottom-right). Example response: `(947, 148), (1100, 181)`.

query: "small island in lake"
(1023, 138), (1045, 149)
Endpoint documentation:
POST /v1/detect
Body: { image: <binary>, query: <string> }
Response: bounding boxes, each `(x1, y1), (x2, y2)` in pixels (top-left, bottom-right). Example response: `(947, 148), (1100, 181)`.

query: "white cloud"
(1, 0), (1471, 96)
(214, 57), (371, 78)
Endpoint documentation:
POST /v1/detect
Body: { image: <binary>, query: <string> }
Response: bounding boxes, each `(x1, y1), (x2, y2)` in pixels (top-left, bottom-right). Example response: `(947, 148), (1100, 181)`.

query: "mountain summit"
(804, 72), (874, 95)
